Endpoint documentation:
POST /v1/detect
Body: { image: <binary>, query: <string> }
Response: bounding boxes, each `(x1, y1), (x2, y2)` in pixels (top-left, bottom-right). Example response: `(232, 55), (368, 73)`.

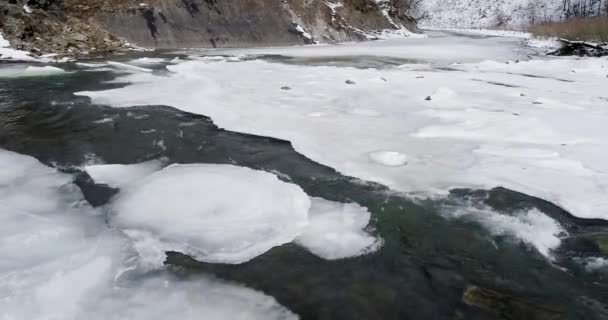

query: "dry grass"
(529, 16), (608, 43)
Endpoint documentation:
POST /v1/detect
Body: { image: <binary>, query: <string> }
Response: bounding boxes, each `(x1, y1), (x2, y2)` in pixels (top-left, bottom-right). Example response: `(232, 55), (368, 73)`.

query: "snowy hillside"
(418, 0), (565, 29)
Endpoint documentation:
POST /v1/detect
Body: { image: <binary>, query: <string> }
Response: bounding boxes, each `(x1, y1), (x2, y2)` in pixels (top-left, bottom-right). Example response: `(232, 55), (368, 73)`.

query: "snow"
(444, 207), (566, 258)
(109, 164), (311, 265)
(0, 148), (297, 320)
(0, 33), (71, 63)
(294, 24), (314, 42)
(85, 160), (163, 188)
(295, 198), (382, 260)
(77, 34), (608, 220)
(0, 32), (38, 62)
(418, 0), (564, 30)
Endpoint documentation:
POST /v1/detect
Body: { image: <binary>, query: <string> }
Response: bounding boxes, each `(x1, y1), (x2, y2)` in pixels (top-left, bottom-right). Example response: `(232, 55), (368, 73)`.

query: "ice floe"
(107, 61), (154, 73)
(295, 198), (382, 260)
(129, 57), (167, 66)
(85, 160), (164, 188)
(0, 148), (298, 320)
(0, 65), (71, 78)
(76, 35), (608, 221)
(109, 164), (311, 265)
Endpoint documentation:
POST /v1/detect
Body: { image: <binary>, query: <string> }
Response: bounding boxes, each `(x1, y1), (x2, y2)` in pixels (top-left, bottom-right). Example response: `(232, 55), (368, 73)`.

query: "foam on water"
(295, 198), (382, 260)
(445, 206), (566, 259)
(109, 164), (311, 265)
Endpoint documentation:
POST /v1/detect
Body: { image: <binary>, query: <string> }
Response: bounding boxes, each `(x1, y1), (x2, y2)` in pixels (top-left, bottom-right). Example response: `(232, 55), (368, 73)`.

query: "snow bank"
(76, 37), (608, 220)
(110, 164), (311, 265)
(295, 198), (382, 260)
(0, 33), (39, 62)
(0, 148), (297, 320)
(85, 160), (163, 188)
(0, 33), (71, 63)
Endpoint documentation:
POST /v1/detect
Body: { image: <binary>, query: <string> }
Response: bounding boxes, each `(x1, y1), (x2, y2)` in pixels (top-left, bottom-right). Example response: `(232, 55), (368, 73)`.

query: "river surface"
(1, 31), (607, 319)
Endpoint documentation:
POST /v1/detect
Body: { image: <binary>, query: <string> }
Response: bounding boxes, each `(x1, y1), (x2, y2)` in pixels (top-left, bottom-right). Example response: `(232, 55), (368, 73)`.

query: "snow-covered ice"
(0, 65), (71, 78)
(109, 164), (311, 265)
(295, 198), (382, 260)
(0, 148), (297, 320)
(77, 33), (608, 221)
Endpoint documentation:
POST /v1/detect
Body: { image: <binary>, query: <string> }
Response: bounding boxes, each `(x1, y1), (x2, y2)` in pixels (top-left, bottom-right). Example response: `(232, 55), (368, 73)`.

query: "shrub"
(529, 16), (608, 42)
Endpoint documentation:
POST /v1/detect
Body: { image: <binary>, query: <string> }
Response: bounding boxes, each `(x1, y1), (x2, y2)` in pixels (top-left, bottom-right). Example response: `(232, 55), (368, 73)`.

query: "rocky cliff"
(0, 0), (419, 57)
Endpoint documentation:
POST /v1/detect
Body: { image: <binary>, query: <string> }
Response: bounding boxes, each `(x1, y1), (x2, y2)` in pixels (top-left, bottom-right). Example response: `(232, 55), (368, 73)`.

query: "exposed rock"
(70, 33), (88, 42)
(0, 0), (131, 58)
(548, 39), (608, 58)
(345, 79), (356, 84)
(462, 286), (563, 320)
(1, 0), (420, 57)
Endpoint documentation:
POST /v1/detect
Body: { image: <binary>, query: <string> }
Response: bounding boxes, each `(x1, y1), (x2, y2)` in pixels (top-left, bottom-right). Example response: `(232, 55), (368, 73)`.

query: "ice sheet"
(76, 35), (608, 220)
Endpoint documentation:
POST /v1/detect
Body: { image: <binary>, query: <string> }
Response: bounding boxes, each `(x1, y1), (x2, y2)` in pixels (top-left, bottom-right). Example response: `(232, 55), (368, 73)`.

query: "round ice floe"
(295, 198), (382, 260)
(369, 151), (408, 167)
(110, 164), (311, 265)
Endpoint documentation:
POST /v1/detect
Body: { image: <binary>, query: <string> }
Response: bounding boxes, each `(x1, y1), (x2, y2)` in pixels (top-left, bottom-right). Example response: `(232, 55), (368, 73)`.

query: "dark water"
(0, 61), (607, 320)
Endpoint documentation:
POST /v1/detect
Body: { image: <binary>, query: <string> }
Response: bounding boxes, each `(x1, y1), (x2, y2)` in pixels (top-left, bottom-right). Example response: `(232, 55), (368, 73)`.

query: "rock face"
(0, 0), (419, 56)
(100, 0), (418, 48)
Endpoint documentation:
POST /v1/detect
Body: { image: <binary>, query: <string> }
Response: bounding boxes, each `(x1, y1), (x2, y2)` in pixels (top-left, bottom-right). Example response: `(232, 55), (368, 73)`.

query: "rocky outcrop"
(0, 0), (419, 57)
(0, 0), (131, 57)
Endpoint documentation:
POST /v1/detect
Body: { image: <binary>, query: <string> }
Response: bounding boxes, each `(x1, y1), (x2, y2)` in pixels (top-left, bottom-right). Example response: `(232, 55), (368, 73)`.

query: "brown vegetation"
(529, 16), (608, 42)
